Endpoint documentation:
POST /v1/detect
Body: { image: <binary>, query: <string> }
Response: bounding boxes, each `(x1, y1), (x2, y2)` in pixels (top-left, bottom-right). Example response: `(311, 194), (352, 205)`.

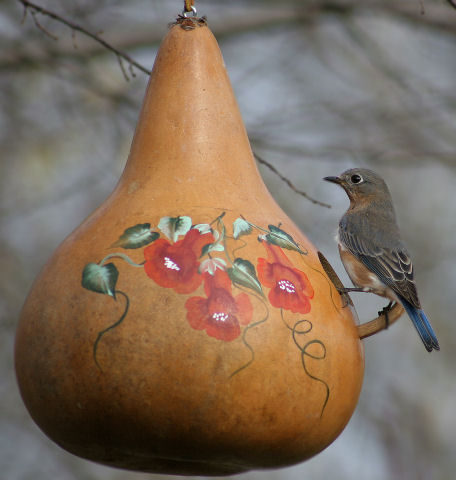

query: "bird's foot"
(335, 287), (368, 308)
(378, 301), (394, 329)
(338, 292), (351, 308)
(336, 286), (373, 306)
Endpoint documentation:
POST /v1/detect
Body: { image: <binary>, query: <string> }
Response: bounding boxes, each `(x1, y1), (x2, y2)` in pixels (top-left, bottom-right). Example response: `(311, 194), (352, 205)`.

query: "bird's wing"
(339, 220), (421, 309)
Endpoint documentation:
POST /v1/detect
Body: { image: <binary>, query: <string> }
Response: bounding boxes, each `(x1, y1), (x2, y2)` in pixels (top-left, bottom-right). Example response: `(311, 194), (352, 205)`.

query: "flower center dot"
(164, 256), (180, 271)
(278, 279), (295, 293)
(213, 312), (229, 323)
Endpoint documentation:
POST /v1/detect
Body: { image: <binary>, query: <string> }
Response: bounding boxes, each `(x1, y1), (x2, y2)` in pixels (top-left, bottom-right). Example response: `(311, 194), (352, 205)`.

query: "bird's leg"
(335, 286), (373, 308)
(337, 287), (374, 294)
(378, 301), (394, 329)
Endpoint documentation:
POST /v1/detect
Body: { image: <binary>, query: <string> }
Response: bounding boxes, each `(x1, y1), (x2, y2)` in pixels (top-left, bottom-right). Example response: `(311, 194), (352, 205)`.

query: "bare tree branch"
(18, 0), (151, 76)
(254, 153), (331, 208)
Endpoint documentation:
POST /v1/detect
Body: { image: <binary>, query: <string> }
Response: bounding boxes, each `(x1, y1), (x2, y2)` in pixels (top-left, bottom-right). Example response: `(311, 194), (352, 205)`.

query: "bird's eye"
(350, 174), (363, 184)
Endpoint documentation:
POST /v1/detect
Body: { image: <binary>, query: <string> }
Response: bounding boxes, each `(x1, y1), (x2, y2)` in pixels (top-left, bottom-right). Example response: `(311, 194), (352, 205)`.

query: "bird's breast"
(338, 244), (398, 302)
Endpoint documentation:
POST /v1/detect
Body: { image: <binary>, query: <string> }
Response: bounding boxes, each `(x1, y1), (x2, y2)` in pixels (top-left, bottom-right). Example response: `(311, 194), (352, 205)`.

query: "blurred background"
(1, 0), (455, 479)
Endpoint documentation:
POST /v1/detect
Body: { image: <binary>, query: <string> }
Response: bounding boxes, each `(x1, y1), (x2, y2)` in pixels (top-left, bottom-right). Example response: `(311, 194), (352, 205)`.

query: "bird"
(324, 168), (439, 352)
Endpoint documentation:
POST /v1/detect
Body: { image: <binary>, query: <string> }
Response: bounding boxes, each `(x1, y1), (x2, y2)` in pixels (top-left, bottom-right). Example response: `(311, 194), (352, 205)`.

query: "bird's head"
(324, 168), (390, 204)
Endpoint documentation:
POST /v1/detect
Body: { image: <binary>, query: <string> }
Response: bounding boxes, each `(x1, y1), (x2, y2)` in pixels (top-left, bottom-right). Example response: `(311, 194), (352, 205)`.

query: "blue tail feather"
(400, 299), (440, 352)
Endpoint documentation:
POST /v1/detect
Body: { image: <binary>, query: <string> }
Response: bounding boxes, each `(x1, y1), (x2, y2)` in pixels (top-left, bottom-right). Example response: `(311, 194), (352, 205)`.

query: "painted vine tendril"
(81, 212), (330, 415)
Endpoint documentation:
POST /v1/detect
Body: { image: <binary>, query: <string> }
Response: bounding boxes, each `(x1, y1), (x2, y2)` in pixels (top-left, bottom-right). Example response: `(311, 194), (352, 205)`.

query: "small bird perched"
(324, 168), (439, 352)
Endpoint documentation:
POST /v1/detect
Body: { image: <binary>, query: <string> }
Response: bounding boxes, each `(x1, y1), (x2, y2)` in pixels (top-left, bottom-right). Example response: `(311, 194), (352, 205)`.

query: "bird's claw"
(340, 292), (351, 308)
(378, 302), (394, 329)
(336, 287), (354, 308)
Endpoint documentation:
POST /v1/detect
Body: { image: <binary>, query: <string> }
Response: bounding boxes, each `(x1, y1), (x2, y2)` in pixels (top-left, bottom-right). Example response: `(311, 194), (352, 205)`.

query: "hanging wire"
(182, 0), (197, 17)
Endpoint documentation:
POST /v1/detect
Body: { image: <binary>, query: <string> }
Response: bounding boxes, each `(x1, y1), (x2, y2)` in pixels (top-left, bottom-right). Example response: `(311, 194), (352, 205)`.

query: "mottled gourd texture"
(15, 20), (364, 475)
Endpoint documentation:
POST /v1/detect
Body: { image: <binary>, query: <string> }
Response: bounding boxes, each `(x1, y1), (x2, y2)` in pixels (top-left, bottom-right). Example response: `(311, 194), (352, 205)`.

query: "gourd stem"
(183, 0), (197, 16)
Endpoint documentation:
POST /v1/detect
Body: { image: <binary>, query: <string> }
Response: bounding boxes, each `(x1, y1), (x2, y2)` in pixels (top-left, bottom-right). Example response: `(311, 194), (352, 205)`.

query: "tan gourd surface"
(15, 21), (364, 476)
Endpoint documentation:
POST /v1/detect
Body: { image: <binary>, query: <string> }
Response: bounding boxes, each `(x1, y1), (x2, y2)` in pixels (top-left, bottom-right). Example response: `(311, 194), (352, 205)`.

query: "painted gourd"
(15, 18), (364, 476)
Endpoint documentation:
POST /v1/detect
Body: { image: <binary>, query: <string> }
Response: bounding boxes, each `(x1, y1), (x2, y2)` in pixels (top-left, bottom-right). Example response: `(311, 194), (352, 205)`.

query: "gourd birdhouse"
(15, 15), (364, 476)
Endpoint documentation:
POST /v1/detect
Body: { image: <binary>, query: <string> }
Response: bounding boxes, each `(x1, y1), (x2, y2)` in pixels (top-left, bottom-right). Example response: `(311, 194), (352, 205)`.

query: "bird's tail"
(400, 299), (440, 352)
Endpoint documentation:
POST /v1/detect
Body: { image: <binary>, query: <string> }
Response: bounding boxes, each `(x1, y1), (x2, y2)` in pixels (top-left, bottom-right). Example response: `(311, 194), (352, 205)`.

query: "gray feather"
(339, 205), (421, 309)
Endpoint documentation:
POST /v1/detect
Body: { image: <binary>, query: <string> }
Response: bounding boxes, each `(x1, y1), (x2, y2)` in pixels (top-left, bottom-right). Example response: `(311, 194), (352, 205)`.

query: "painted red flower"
(144, 228), (214, 294)
(257, 241), (314, 314)
(185, 270), (253, 341)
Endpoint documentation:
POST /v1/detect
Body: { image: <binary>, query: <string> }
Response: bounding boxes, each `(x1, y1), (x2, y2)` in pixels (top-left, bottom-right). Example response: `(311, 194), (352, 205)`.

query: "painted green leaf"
(200, 229), (224, 258)
(111, 223), (159, 249)
(265, 225), (304, 254)
(228, 258), (263, 296)
(199, 257), (227, 275)
(158, 216), (192, 242)
(233, 218), (252, 239)
(193, 223), (212, 235)
(200, 242), (212, 258)
(82, 262), (118, 298)
(200, 241), (224, 258)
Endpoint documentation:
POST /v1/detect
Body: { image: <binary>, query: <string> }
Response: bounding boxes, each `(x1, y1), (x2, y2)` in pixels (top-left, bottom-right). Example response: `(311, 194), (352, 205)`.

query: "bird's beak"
(323, 176), (342, 185)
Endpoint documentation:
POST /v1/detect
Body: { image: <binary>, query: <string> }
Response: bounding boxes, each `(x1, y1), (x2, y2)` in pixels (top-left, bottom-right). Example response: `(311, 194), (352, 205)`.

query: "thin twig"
(30, 10), (58, 40)
(71, 28), (78, 49)
(17, 0), (151, 76)
(116, 54), (129, 81)
(254, 152), (331, 208)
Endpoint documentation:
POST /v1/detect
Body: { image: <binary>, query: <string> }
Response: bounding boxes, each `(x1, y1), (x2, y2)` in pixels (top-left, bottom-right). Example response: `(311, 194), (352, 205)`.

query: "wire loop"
(182, 0), (197, 17)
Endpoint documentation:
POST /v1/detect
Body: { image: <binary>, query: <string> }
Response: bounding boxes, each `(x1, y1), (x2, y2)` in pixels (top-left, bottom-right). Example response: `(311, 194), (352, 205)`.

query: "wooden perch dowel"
(357, 302), (404, 339)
